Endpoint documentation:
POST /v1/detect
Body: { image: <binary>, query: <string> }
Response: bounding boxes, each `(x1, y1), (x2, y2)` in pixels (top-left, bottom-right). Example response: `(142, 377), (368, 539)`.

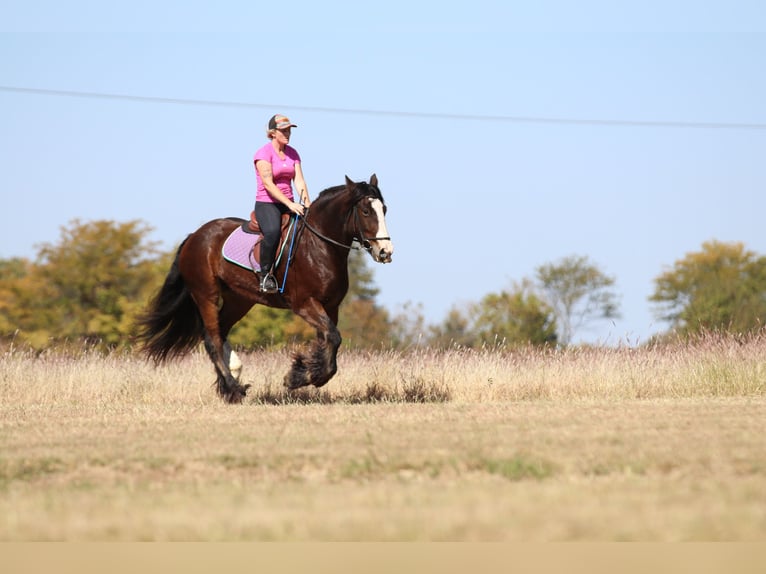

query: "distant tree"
(428, 281), (557, 349)
(337, 249), (392, 348)
(470, 280), (557, 347)
(228, 305), (310, 349)
(0, 257), (29, 281)
(650, 240), (766, 335)
(0, 219), (161, 349)
(388, 301), (428, 348)
(428, 305), (477, 349)
(338, 298), (392, 349)
(535, 255), (620, 346)
(0, 257), (32, 339)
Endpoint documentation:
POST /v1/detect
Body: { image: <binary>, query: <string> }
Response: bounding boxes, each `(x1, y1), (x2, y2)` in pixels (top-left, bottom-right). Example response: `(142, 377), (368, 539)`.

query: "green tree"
(428, 305), (477, 349)
(228, 305), (309, 349)
(428, 281), (557, 349)
(0, 219), (161, 349)
(0, 257), (32, 339)
(470, 281), (557, 347)
(650, 240), (766, 336)
(535, 255), (620, 346)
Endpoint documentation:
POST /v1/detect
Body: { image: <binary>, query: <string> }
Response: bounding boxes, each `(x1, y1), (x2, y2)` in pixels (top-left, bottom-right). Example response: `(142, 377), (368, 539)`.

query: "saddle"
(246, 210), (291, 235)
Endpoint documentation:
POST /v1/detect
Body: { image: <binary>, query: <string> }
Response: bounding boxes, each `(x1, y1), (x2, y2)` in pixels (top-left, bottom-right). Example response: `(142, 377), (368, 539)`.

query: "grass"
(1, 332), (765, 540)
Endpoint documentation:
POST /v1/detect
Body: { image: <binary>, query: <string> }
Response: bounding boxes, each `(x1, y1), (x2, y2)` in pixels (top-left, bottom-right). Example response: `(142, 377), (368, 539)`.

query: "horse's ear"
(369, 173), (378, 187)
(345, 175), (355, 189)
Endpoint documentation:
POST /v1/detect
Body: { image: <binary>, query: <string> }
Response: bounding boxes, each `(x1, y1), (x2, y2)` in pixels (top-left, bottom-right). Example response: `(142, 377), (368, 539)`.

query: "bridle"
(300, 195), (391, 254)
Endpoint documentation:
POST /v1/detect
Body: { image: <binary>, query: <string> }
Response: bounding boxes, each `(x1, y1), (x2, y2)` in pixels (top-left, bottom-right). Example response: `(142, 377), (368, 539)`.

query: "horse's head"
(346, 174), (394, 264)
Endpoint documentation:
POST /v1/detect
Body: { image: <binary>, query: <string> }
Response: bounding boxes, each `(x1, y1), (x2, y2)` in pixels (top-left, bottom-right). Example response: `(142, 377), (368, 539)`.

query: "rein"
(301, 199), (391, 253)
(301, 216), (361, 251)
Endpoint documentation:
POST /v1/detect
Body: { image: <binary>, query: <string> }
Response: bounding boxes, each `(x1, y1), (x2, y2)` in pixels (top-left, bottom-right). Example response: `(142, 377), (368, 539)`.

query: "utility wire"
(2, 84), (766, 131)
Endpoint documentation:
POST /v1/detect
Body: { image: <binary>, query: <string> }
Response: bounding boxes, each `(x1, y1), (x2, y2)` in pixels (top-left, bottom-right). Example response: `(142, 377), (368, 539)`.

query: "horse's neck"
(309, 197), (354, 241)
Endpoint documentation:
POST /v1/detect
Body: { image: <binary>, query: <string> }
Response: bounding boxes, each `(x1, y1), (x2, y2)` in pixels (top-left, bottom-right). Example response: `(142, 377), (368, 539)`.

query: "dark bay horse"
(135, 175), (393, 403)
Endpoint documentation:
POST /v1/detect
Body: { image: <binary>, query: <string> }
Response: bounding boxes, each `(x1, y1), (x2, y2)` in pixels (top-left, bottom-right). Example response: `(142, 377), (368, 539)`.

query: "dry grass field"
(1, 333), (765, 541)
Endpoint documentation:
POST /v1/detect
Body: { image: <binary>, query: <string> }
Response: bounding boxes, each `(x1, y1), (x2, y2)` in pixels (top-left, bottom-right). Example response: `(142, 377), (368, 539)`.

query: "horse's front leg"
(284, 300), (341, 390)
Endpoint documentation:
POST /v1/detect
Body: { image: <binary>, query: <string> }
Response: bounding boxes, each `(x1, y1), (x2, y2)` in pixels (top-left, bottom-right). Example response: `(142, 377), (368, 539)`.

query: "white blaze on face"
(370, 198), (394, 262)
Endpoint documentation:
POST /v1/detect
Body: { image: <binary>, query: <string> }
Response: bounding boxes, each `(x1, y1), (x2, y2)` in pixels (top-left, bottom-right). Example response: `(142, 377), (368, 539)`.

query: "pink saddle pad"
(222, 226), (261, 271)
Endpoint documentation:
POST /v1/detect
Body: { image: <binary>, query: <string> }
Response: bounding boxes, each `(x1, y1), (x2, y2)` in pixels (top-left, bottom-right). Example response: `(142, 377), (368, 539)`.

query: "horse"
(135, 174), (393, 403)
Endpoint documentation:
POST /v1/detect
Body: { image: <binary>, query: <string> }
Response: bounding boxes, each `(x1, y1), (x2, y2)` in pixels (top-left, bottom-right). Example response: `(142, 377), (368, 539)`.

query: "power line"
(2, 84), (766, 131)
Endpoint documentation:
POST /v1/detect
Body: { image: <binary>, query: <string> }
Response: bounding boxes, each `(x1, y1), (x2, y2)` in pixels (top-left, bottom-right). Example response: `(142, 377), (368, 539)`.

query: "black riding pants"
(254, 201), (289, 274)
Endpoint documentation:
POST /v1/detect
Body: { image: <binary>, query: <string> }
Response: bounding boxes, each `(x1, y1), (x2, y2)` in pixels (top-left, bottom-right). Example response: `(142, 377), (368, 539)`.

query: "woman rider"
(253, 114), (311, 292)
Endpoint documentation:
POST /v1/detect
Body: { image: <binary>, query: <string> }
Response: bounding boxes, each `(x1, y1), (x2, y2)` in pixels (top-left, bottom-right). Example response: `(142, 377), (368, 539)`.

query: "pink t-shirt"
(253, 142), (301, 203)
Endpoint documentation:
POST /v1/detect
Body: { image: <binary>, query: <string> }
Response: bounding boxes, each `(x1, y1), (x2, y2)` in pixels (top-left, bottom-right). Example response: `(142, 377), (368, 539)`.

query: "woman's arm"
(294, 163), (310, 207)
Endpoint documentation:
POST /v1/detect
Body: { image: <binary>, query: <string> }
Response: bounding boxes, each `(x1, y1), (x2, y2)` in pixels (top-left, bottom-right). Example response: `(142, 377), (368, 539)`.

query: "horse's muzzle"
(368, 237), (393, 263)
(375, 246), (393, 264)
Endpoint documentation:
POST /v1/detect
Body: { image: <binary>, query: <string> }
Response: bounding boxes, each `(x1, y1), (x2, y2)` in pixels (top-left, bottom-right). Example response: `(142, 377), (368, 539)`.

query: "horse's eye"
(361, 208), (370, 216)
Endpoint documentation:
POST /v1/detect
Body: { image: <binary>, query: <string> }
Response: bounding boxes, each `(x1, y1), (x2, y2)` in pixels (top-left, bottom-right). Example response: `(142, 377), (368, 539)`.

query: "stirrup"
(260, 272), (278, 293)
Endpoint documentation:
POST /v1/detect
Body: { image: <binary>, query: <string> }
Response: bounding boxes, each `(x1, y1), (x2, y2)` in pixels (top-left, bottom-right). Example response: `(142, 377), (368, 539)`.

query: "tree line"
(1, 219), (765, 352)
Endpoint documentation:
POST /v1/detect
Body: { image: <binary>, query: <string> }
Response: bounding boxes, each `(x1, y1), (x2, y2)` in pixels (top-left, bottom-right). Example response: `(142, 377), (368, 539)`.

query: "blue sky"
(2, 1), (765, 345)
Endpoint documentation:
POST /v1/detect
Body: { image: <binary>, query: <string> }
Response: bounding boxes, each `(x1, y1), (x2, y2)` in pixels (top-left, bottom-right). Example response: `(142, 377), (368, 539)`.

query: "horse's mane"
(313, 179), (384, 207)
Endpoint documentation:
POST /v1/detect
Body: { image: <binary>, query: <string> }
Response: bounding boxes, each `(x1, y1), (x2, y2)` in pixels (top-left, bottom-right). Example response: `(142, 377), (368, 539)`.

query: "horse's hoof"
(225, 383), (250, 404)
(283, 374), (309, 390)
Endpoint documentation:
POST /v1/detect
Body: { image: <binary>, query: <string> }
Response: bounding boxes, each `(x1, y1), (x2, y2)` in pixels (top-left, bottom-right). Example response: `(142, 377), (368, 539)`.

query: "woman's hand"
(288, 201), (306, 216)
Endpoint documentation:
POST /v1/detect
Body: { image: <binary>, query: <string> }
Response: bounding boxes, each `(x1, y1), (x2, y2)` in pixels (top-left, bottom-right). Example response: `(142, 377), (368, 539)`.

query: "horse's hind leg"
(202, 337), (248, 403)
(196, 300), (251, 404)
(223, 341), (242, 381)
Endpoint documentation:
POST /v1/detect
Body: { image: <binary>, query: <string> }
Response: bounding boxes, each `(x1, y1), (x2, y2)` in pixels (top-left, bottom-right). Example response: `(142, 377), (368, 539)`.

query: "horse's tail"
(134, 237), (204, 363)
